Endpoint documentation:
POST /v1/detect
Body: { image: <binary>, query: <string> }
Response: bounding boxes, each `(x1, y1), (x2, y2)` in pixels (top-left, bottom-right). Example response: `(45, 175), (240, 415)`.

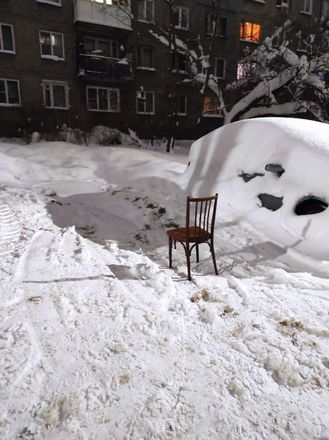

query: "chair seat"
(167, 226), (211, 243)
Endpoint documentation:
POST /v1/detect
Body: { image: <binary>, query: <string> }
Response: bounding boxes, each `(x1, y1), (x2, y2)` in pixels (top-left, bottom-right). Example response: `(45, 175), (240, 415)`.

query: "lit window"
(240, 21), (261, 43)
(174, 6), (189, 30)
(202, 96), (222, 117)
(36, 0), (61, 5)
(136, 91), (155, 114)
(206, 14), (227, 36)
(0, 24), (15, 53)
(87, 87), (120, 112)
(0, 79), (20, 106)
(84, 38), (119, 58)
(40, 31), (64, 60)
(214, 58), (226, 79)
(42, 80), (69, 109)
(137, 0), (154, 22)
(137, 46), (154, 69)
(301, 0), (312, 13)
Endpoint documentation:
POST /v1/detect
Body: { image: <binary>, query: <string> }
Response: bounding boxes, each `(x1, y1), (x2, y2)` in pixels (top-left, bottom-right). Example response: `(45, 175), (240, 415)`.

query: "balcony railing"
(78, 53), (133, 82)
(74, 0), (132, 31)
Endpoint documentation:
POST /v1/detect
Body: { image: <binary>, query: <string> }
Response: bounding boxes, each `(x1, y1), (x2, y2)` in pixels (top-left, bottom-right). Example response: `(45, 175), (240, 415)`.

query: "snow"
(0, 119), (329, 439)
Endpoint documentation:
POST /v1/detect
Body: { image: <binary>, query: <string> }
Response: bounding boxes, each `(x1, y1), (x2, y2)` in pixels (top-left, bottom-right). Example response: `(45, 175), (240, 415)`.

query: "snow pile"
(0, 123), (329, 439)
(182, 117), (329, 262)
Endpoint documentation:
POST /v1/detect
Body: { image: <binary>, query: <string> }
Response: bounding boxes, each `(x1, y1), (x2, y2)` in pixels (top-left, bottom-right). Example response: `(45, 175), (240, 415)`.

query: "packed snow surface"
(0, 118), (329, 440)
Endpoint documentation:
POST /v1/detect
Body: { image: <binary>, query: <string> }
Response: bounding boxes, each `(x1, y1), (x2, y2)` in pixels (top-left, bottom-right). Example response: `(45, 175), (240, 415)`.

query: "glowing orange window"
(240, 21), (261, 43)
(203, 96), (222, 117)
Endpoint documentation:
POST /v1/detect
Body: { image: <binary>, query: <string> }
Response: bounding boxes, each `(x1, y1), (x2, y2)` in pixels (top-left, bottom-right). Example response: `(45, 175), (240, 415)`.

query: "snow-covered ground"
(0, 119), (329, 440)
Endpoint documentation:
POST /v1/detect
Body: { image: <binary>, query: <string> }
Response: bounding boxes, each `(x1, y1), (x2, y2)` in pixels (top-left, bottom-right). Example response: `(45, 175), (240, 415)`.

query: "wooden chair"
(167, 194), (219, 281)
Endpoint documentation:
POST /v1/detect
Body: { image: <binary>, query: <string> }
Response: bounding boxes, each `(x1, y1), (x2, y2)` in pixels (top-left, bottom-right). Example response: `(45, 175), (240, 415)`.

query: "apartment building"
(0, 0), (327, 138)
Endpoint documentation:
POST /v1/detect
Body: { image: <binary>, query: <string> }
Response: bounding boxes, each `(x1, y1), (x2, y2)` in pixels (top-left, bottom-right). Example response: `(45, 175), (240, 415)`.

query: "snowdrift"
(183, 117), (329, 261)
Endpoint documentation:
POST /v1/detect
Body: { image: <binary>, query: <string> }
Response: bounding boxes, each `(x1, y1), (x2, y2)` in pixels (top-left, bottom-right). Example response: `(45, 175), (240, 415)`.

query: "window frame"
(205, 14), (227, 37)
(172, 52), (187, 73)
(301, 0), (313, 14)
(136, 46), (155, 70)
(213, 57), (226, 79)
(176, 95), (187, 116)
(0, 78), (21, 107)
(0, 23), (15, 54)
(136, 90), (155, 115)
(202, 95), (223, 118)
(86, 86), (120, 112)
(240, 21), (261, 43)
(39, 30), (65, 60)
(84, 37), (119, 59)
(41, 80), (69, 110)
(36, 0), (62, 6)
(174, 6), (189, 30)
(137, 0), (155, 22)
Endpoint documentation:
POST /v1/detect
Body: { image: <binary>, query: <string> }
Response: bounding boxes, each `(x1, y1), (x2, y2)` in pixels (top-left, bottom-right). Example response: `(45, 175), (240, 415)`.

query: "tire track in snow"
(0, 200), (21, 259)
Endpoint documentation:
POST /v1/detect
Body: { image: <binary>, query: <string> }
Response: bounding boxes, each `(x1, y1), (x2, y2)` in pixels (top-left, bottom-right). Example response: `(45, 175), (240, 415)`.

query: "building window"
(202, 96), (222, 117)
(42, 81), (69, 109)
(240, 21), (261, 43)
(137, 46), (154, 69)
(136, 91), (155, 114)
(36, 0), (62, 5)
(137, 0), (154, 22)
(206, 14), (227, 36)
(84, 38), (119, 58)
(40, 31), (64, 60)
(214, 58), (226, 79)
(237, 62), (256, 79)
(0, 79), (20, 106)
(302, 0), (313, 14)
(176, 95), (187, 116)
(276, 0), (288, 7)
(321, 0), (329, 19)
(0, 24), (15, 53)
(87, 87), (120, 112)
(172, 52), (187, 72)
(174, 6), (189, 30)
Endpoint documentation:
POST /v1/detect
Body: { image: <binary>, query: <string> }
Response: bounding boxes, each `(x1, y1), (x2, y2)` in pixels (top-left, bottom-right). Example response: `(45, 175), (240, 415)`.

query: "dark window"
(0, 79), (20, 105)
(174, 6), (189, 30)
(137, 0), (154, 21)
(136, 91), (155, 114)
(137, 46), (154, 68)
(172, 53), (187, 72)
(0, 24), (15, 53)
(206, 14), (227, 36)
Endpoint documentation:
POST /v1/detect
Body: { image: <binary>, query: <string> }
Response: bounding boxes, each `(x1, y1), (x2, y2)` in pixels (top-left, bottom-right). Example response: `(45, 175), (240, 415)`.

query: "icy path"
(0, 187), (328, 440)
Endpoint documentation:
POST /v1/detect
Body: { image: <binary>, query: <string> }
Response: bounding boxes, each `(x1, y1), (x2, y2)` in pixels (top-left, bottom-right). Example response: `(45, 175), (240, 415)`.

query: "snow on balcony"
(74, 0), (132, 31)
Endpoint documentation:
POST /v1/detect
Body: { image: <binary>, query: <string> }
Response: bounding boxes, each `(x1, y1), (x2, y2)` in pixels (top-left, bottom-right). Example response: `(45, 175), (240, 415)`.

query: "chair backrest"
(186, 193), (218, 237)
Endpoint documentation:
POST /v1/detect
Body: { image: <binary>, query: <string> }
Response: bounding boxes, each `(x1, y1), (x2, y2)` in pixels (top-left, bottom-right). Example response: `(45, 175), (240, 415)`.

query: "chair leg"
(185, 243), (191, 281)
(210, 242), (218, 275)
(169, 236), (173, 268)
(196, 244), (199, 263)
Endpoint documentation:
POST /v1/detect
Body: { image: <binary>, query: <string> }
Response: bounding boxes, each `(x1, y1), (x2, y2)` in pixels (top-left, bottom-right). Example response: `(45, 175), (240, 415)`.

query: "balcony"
(78, 53), (133, 82)
(74, 0), (132, 31)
